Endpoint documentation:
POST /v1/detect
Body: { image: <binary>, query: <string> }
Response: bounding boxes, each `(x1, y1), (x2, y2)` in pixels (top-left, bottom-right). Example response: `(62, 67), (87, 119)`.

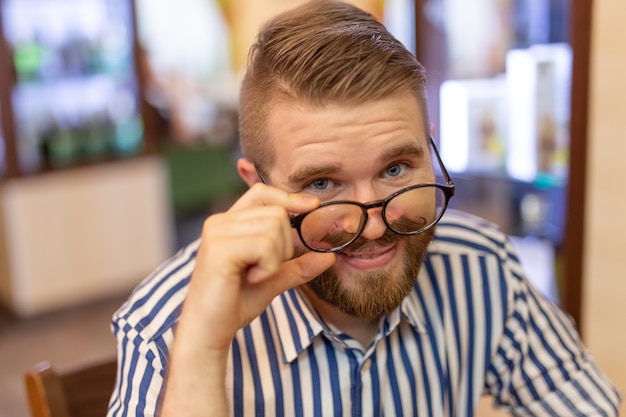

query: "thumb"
(285, 252), (336, 283)
(262, 252), (336, 297)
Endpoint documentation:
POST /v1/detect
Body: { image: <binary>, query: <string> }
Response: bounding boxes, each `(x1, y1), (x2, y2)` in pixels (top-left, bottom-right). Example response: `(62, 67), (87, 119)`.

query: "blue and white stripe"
(107, 210), (621, 416)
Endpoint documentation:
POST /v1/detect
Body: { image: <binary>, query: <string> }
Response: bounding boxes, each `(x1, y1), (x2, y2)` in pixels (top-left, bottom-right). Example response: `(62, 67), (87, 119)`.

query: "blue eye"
(310, 178), (330, 190)
(302, 177), (342, 200)
(384, 163), (406, 178)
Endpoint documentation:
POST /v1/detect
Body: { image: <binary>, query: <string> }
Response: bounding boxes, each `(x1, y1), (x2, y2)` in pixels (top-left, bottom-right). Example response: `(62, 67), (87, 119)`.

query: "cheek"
(385, 207), (404, 222)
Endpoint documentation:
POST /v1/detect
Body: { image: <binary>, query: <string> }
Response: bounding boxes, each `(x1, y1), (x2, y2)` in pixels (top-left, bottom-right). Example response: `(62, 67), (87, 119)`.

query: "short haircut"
(239, 0), (429, 172)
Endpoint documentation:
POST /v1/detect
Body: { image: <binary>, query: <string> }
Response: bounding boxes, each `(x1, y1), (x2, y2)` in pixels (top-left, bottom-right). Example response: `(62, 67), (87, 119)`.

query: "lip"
(336, 243), (398, 271)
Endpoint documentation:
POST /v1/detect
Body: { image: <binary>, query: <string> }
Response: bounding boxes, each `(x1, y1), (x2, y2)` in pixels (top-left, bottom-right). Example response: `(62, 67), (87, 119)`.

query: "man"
(107, 1), (621, 416)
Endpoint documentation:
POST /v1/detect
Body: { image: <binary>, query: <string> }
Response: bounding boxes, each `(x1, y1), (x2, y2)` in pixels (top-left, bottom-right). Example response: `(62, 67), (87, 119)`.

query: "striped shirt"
(107, 210), (621, 416)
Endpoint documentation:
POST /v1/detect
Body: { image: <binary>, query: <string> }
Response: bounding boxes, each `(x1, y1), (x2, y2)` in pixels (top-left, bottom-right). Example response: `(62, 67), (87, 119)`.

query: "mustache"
(336, 228), (402, 252)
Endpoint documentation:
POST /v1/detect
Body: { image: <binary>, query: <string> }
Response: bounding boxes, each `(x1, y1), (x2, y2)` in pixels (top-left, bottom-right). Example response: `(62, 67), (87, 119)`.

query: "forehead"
(265, 91), (428, 179)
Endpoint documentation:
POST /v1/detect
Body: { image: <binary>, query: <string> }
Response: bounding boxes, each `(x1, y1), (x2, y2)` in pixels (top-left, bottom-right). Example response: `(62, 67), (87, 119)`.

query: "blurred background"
(0, 0), (624, 416)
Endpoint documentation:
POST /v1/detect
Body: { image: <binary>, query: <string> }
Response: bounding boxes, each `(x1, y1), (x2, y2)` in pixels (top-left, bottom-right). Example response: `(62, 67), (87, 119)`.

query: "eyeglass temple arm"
(256, 168), (268, 184)
(429, 136), (455, 188)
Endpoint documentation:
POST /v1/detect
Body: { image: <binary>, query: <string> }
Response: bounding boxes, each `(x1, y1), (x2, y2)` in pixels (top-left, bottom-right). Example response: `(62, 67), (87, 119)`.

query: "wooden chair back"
(24, 359), (117, 417)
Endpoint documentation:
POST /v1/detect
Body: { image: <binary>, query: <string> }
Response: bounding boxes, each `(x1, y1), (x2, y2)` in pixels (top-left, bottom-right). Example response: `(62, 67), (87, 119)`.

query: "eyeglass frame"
(256, 136), (456, 252)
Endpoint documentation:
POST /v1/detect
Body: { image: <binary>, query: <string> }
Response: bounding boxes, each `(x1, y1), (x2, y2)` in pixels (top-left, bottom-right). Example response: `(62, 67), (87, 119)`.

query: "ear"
(237, 158), (260, 187)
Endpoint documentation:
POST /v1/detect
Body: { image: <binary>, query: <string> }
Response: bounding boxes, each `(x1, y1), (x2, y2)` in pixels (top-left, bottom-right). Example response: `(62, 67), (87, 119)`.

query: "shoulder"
(111, 238), (200, 340)
(430, 209), (516, 261)
(422, 210), (528, 320)
(426, 209), (526, 289)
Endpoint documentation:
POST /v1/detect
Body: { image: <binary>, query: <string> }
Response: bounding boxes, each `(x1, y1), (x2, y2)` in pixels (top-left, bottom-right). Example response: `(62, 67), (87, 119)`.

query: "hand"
(165, 183), (337, 416)
(180, 183), (336, 351)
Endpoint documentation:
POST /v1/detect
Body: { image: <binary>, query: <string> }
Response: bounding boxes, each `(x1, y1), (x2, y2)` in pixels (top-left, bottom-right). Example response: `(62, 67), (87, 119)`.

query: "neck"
(299, 285), (379, 349)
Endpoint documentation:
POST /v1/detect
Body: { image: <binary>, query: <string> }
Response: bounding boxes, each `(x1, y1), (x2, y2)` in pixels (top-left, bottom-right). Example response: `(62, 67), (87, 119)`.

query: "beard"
(297, 227), (435, 322)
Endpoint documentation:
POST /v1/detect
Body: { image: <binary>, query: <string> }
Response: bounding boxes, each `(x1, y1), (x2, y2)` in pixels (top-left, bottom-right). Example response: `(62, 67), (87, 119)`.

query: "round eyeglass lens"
(297, 185), (448, 251)
(298, 203), (366, 251)
(384, 185), (446, 234)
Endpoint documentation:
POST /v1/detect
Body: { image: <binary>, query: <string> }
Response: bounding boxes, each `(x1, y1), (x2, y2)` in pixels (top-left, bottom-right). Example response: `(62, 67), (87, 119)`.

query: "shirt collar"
(268, 288), (325, 364)
(268, 285), (427, 364)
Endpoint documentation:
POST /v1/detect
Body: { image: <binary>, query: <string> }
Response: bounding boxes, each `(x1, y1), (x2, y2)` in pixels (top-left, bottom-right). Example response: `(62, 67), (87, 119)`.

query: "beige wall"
(582, 0), (626, 413)
(0, 156), (175, 316)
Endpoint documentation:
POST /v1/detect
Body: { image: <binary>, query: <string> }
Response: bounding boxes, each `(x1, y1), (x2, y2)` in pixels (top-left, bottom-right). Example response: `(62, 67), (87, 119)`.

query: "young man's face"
(264, 91), (436, 321)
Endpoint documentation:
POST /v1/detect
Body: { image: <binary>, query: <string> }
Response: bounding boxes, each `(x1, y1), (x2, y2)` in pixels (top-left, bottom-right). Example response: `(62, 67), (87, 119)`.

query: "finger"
(282, 251), (336, 284)
(222, 206), (294, 254)
(248, 251), (336, 291)
(229, 183), (320, 214)
(196, 230), (288, 283)
(203, 207), (294, 262)
(228, 252), (334, 339)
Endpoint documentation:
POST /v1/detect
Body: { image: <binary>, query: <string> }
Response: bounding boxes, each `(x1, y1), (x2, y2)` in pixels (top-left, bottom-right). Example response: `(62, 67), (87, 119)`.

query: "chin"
(305, 231), (433, 321)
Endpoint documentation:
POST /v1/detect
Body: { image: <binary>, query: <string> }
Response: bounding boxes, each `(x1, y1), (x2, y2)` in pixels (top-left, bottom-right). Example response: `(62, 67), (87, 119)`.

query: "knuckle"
(201, 213), (225, 235)
(249, 182), (270, 194)
(257, 235), (281, 255)
(268, 206), (289, 223)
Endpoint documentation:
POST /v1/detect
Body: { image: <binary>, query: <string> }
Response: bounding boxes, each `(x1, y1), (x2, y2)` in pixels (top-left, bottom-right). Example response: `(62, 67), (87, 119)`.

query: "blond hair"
(239, 0), (429, 171)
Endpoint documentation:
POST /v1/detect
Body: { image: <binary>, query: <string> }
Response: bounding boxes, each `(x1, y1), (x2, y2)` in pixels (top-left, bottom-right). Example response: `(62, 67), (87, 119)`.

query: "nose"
(349, 185), (388, 241)
(359, 206), (388, 240)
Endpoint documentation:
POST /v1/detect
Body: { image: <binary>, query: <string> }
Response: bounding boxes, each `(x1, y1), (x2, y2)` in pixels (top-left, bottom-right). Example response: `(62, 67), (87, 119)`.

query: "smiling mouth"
(341, 250), (389, 259)
(334, 244), (399, 272)
(339, 244), (397, 259)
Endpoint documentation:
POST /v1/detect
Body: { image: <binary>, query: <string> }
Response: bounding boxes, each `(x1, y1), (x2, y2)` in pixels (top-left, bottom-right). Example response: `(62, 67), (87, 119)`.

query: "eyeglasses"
(258, 137), (455, 253)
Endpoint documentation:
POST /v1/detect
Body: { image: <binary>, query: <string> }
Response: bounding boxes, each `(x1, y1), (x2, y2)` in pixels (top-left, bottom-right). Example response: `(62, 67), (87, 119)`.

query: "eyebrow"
(287, 164), (342, 185)
(286, 141), (427, 186)
(378, 142), (426, 164)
